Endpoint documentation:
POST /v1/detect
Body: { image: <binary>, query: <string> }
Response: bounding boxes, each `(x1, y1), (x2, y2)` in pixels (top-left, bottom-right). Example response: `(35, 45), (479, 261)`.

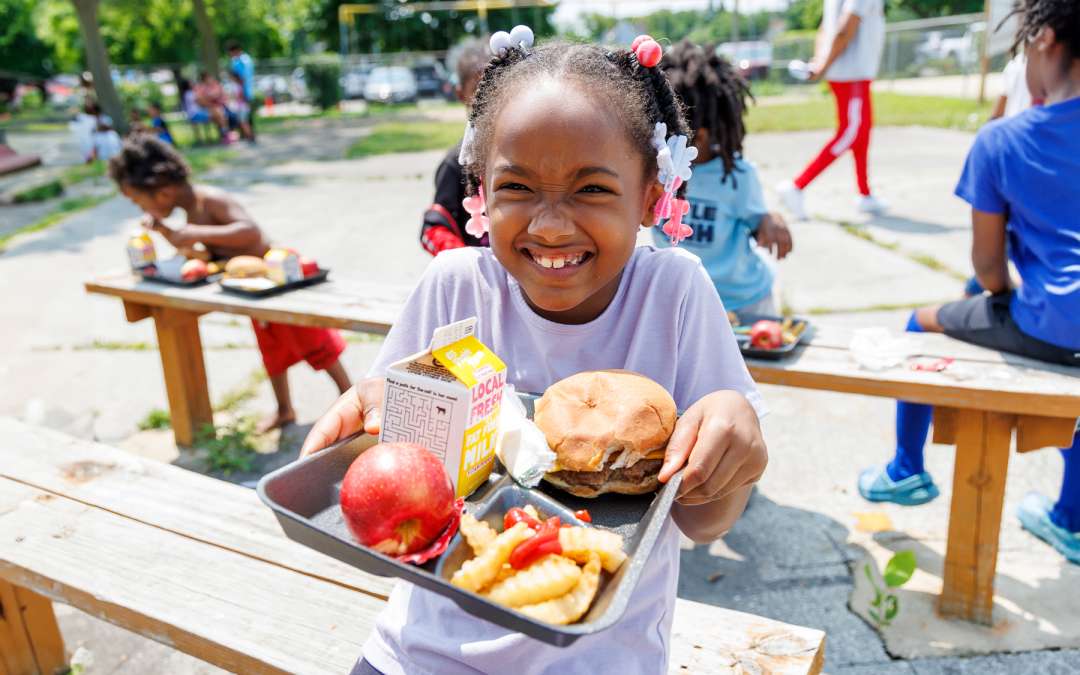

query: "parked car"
(342, 66), (372, 99)
(411, 62), (453, 100)
(915, 22), (984, 71)
(717, 41), (773, 80)
(363, 66), (418, 104)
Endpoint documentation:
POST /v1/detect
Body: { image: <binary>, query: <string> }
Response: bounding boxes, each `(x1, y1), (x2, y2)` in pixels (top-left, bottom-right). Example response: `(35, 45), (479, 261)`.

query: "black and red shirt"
(420, 141), (489, 255)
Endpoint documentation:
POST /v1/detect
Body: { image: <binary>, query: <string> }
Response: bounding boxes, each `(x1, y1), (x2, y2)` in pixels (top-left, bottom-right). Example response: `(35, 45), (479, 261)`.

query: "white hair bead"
(489, 31), (513, 57)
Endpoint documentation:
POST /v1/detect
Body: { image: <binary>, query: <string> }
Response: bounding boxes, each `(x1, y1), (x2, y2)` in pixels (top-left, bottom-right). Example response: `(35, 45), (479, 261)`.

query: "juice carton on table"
(127, 231), (156, 269)
(380, 318), (507, 499)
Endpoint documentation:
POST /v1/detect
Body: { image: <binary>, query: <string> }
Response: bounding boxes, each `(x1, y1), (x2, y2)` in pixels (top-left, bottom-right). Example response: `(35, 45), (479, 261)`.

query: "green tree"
(888, 0), (983, 18)
(70, 0), (126, 133)
(0, 0), (57, 78)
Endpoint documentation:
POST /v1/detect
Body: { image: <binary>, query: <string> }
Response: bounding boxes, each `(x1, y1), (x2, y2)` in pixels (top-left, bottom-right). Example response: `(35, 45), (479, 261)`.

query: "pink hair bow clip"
(463, 184), (490, 237)
(662, 198), (692, 246)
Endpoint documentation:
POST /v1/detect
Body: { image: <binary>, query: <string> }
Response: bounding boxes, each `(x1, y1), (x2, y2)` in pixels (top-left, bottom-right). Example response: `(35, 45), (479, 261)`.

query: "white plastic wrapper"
(495, 385), (556, 488)
(849, 328), (916, 371)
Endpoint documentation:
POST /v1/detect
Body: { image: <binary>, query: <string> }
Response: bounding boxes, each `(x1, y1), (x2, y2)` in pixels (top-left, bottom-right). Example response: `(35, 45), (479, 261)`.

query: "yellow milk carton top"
(381, 318), (507, 498)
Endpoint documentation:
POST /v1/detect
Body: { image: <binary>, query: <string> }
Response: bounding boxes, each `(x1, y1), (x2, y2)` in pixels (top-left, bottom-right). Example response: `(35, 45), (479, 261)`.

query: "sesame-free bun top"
(224, 255), (268, 279)
(534, 370), (677, 472)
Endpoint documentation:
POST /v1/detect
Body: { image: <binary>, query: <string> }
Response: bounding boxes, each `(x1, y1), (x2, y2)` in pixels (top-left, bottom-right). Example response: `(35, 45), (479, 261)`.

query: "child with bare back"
(109, 135), (351, 433)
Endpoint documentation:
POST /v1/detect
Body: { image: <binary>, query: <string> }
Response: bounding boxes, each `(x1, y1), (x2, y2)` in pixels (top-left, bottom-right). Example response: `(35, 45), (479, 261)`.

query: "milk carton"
(380, 318), (507, 498)
(264, 248), (302, 285)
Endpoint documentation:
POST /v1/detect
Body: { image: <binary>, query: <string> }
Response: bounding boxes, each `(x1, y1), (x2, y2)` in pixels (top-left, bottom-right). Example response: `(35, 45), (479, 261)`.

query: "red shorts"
(251, 320), (346, 377)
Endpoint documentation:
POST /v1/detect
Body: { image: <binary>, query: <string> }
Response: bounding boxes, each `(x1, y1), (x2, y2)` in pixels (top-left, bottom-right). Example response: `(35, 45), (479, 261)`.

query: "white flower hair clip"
(490, 25), (534, 58)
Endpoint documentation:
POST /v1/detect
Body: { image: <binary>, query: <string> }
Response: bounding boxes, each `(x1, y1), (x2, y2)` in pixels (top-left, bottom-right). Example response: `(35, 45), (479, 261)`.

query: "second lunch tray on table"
(137, 266), (222, 287)
(218, 268), (330, 298)
(257, 394), (682, 647)
(733, 311), (813, 360)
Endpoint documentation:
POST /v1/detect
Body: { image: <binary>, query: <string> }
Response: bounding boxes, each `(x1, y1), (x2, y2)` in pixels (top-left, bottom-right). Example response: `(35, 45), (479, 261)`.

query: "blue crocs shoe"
(1017, 492), (1080, 565)
(858, 464), (940, 506)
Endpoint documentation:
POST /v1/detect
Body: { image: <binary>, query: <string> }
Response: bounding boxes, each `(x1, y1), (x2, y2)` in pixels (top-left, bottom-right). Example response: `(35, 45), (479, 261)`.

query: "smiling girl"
(301, 31), (768, 674)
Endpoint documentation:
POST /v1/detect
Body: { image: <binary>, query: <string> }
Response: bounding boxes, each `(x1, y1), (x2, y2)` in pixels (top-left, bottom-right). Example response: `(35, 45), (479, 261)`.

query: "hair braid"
(663, 40), (753, 183)
(1010, 0), (1080, 60)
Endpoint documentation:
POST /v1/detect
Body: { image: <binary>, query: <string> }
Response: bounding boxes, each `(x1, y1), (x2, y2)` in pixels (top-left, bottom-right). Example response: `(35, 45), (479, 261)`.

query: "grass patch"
(186, 147), (237, 174)
(196, 418), (258, 475)
(73, 339), (154, 351)
(840, 222), (899, 251)
(214, 369), (268, 413)
(836, 220), (966, 280)
(137, 408), (171, 431)
(59, 161), (107, 186)
(0, 193), (112, 252)
(747, 93), (991, 133)
(346, 120), (462, 158)
(12, 180), (63, 203)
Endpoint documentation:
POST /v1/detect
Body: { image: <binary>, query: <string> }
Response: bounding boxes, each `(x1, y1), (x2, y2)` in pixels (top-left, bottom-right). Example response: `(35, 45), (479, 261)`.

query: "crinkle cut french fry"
(494, 563), (516, 584)
(460, 512), (497, 555)
(485, 555), (582, 608)
(517, 553), (601, 625)
(451, 522), (533, 592)
(558, 526), (627, 573)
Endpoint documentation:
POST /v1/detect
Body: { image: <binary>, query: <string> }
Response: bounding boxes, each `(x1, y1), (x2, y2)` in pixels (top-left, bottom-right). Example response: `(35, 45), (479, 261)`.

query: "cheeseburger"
(536, 370), (677, 498)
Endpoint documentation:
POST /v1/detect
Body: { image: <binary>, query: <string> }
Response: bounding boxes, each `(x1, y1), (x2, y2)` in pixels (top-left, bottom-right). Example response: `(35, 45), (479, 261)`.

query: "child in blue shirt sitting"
(652, 40), (792, 314)
(859, 0), (1080, 564)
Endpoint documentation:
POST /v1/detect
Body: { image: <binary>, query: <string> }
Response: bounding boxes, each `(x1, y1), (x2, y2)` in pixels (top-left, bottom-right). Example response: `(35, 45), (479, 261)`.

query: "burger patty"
(549, 458), (664, 488)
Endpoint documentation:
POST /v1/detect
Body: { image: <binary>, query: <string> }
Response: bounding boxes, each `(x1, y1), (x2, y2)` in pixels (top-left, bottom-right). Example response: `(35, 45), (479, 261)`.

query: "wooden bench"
(0, 145), (41, 177)
(0, 419), (826, 675)
(85, 272), (411, 446)
(745, 326), (1080, 625)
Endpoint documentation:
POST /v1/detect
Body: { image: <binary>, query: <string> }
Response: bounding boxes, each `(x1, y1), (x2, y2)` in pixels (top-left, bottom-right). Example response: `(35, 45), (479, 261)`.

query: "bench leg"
(152, 308), (213, 447)
(0, 579), (65, 675)
(939, 409), (1014, 625)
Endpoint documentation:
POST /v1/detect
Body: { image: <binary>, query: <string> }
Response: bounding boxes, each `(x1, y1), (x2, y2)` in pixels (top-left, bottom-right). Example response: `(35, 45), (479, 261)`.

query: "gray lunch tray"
(256, 395), (681, 647)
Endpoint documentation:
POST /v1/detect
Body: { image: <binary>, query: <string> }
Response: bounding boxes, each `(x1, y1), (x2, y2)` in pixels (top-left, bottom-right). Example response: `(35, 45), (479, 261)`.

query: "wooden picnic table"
(85, 271), (412, 446)
(0, 420), (826, 674)
(86, 270), (1080, 625)
(744, 325), (1080, 625)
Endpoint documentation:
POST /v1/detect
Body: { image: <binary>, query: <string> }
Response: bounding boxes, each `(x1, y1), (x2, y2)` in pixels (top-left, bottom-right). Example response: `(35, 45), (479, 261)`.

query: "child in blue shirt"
(859, 0), (1080, 564)
(652, 40), (792, 313)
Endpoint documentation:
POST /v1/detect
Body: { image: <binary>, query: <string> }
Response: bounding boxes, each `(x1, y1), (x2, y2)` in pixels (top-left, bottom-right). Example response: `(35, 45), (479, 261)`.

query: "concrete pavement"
(2, 119), (1077, 673)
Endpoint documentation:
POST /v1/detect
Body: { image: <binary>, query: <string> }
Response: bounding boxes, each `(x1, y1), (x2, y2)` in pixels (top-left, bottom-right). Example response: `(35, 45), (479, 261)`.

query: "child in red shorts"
(109, 135), (351, 432)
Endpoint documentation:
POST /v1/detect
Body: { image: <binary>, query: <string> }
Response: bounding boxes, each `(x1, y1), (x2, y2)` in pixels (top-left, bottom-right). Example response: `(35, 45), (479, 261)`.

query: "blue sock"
(887, 312), (932, 482)
(1050, 433), (1080, 533)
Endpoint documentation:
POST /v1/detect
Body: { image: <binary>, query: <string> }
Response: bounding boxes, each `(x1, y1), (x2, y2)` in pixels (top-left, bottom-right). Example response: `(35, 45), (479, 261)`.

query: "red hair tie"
(631, 35), (662, 68)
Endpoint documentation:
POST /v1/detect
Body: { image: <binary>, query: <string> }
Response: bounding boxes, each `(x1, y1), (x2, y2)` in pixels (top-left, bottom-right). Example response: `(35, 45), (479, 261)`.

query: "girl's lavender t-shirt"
(363, 246), (763, 675)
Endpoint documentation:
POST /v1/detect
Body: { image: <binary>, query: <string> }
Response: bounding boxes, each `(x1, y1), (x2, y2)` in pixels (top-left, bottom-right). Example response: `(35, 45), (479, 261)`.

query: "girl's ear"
(640, 181), (664, 229)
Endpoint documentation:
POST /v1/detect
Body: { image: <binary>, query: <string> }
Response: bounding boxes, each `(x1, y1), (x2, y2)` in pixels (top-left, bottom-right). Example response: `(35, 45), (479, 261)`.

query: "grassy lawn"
(0, 194), (113, 251)
(346, 120), (462, 159)
(747, 93), (991, 133)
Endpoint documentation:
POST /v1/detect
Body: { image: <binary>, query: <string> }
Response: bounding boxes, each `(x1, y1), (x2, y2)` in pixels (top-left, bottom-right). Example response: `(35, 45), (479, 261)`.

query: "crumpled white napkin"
(849, 328), (916, 371)
(495, 385), (556, 488)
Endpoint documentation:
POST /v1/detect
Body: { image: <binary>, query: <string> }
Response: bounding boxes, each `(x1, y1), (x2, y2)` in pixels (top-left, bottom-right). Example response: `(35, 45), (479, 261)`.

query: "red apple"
(340, 442), (458, 559)
(300, 256), (319, 278)
(180, 258), (208, 282)
(750, 320), (783, 349)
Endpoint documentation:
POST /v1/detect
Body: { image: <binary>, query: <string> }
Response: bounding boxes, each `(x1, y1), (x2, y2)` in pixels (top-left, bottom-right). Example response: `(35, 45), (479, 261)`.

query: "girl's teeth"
(533, 253), (585, 269)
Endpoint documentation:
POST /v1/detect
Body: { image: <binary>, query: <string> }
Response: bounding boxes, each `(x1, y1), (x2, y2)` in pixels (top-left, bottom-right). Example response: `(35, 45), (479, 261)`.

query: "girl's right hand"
(299, 377), (385, 458)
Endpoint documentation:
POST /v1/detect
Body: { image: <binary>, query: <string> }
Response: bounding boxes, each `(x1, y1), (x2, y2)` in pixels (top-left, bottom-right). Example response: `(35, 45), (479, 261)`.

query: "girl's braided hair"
(462, 40), (690, 197)
(663, 39), (753, 182)
(1010, 0), (1080, 59)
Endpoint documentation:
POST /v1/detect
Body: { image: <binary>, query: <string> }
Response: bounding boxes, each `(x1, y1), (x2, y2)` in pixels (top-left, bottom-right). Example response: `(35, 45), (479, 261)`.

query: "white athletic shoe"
(776, 181), (808, 221)
(857, 194), (889, 215)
